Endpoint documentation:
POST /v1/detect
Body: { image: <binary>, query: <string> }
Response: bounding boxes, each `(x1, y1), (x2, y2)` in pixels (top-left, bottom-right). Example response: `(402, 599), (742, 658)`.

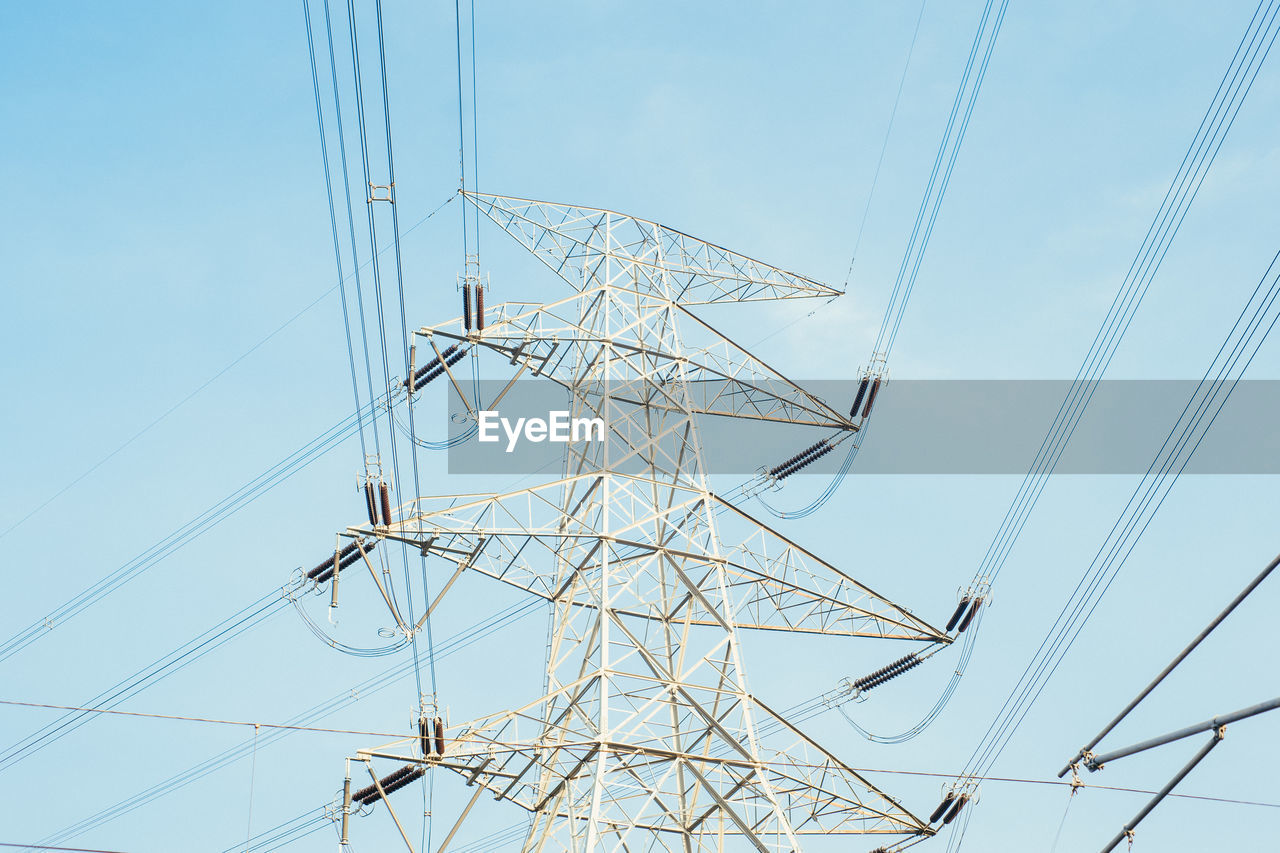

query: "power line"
(968, 0), (1280, 600)
(304, 0), (370, 464)
(0, 190), (452, 545)
(36, 598), (542, 847)
(322, 0), (383, 463)
(0, 286), (332, 545)
(750, 3), (1012, 750)
(843, 0), (928, 289)
(0, 194), (455, 663)
(872, 0), (1009, 363)
(846, 0), (1280, 776)
(0, 697), (429, 740)
(0, 844), (129, 853)
(957, 241), (1280, 808)
(468, 0), (480, 253)
(760, 0), (1007, 527)
(453, 0), (469, 252)
(866, 767), (1280, 810)
(223, 754), (1280, 853)
(0, 592), (286, 773)
(0, 404), (365, 665)
(14, 693), (1277, 833)
(220, 806), (330, 853)
(369, 0), (435, 720)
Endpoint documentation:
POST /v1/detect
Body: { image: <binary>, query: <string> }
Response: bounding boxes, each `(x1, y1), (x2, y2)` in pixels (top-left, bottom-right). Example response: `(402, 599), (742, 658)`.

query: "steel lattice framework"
(337, 193), (949, 852)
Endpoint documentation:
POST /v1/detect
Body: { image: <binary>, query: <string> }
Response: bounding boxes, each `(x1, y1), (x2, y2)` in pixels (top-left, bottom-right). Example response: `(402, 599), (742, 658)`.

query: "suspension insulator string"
(351, 763), (426, 805)
(768, 440), (827, 478)
(945, 596), (972, 633)
(433, 716), (446, 756)
(406, 344), (469, 392)
(942, 793), (969, 825)
(774, 441), (835, 480)
(928, 791), (956, 824)
(957, 596), (983, 632)
(406, 344), (457, 388)
(423, 346), (469, 387)
(351, 765), (410, 803)
(379, 480), (393, 526)
(861, 375), (882, 419)
(419, 716), (433, 756)
(852, 652), (923, 693)
(364, 481), (379, 526)
(306, 540), (362, 581)
(313, 540), (376, 585)
(849, 376), (870, 419)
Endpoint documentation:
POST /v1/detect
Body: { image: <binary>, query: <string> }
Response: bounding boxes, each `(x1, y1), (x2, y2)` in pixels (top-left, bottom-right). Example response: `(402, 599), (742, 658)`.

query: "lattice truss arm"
(357, 474), (948, 642)
(359, 689), (932, 845)
(417, 291), (854, 430)
(463, 191), (843, 304)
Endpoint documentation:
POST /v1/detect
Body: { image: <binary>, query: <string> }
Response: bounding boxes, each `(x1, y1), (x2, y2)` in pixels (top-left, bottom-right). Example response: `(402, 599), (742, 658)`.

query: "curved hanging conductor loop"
(289, 593), (412, 658)
(303, 533), (408, 627)
(836, 609), (985, 745)
(395, 339), (482, 450)
(756, 430), (862, 519)
(390, 403), (478, 450)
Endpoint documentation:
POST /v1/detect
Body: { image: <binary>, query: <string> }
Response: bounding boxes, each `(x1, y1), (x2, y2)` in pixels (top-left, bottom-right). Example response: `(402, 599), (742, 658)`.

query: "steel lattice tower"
(338, 193), (950, 852)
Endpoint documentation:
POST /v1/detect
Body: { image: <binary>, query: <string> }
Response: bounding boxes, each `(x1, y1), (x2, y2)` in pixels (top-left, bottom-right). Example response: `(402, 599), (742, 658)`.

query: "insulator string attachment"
(945, 596), (972, 633)
(851, 652), (922, 693)
(772, 441), (835, 480)
(351, 763), (426, 805)
(379, 481), (392, 526)
(313, 540), (375, 585)
(305, 540), (363, 581)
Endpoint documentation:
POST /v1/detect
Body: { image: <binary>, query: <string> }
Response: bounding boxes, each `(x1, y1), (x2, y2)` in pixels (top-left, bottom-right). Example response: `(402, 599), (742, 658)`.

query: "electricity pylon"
(334, 193), (950, 852)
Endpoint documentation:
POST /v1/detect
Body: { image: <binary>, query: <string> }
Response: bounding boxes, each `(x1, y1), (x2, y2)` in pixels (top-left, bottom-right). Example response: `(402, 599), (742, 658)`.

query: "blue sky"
(2, 1), (1279, 851)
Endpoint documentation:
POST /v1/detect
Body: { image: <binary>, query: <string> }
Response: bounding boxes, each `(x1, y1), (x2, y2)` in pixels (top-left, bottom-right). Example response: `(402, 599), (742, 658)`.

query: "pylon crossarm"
(373, 736), (920, 842)
(666, 299), (853, 428)
(418, 293), (853, 428)
(409, 675), (930, 837)
(711, 495), (952, 642)
(362, 532), (942, 641)
(749, 694), (932, 833)
(359, 730), (931, 838)
(463, 192), (841, 304)
(338, 476), (943, 641)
